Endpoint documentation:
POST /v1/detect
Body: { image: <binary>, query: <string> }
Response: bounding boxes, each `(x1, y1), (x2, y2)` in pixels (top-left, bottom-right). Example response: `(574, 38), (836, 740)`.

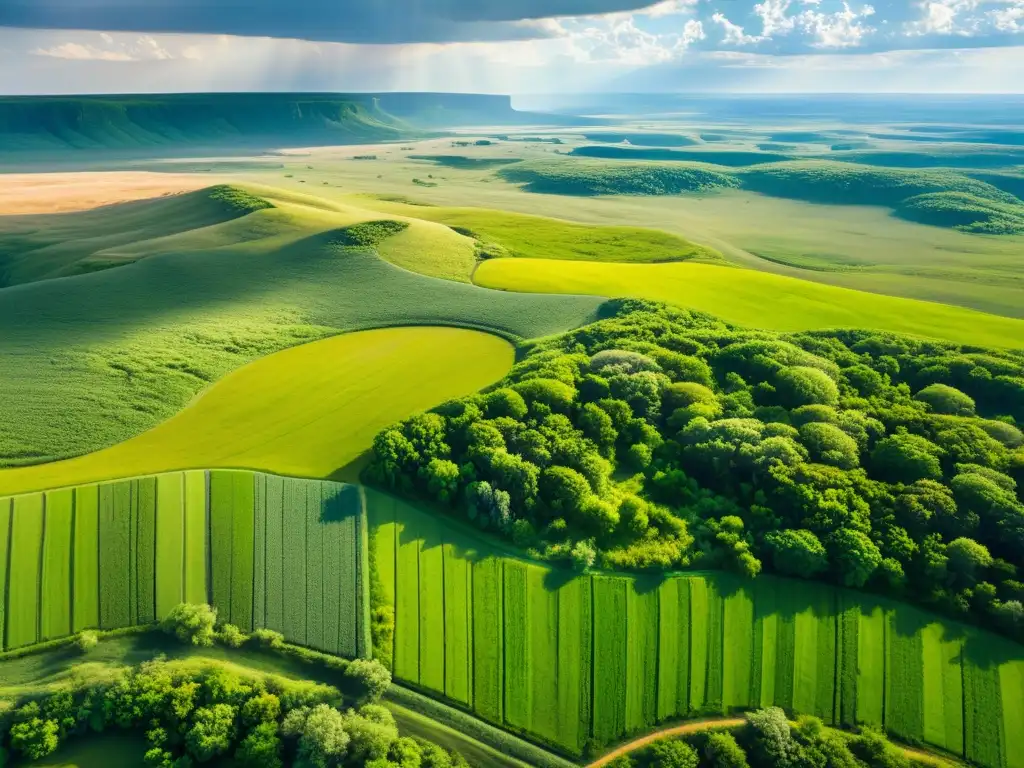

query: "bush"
(9, 717), (59, 760)
(775, 366), (840, 408)
(915, 383), (976, 415)
(344, 659), (392, 703)
(75, 630), (99, 653)
(161, 603), (217, 647)
(251, 628), (286, 650)
(217, 623), (248, 649)
(705, 731), (750, 768)
(648, 739), (699, 768)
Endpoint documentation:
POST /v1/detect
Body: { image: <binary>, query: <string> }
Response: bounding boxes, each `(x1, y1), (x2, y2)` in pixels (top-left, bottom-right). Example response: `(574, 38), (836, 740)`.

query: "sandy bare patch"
(0, 172), (216, 215)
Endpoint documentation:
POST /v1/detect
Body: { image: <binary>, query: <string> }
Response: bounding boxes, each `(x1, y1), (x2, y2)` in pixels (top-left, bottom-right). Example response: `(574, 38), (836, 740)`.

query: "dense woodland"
(368, 300), (1024, 639)
(0, 605), (461, 768)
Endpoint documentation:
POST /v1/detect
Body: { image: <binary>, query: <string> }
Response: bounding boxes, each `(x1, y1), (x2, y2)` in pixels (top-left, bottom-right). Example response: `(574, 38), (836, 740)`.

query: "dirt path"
(587, 718), (746, 767)
(586, 718), (961, 768)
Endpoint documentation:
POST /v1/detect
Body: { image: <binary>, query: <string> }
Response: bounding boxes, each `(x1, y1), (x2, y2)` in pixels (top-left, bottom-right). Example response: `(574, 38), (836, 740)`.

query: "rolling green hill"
(0, 184), (273, 287)
(0, 185), (602, 468)
(474, 258), (1024, 348)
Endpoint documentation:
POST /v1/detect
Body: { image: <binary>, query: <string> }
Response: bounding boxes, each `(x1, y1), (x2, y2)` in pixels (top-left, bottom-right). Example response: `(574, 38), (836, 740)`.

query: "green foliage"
(704, 731), (750, 768)
(217, 623), (248, 648)
(207, 185), (274, 215)
(75, 630), (99, 653)
(330, 220), (411, 248)
(186, 703), (237, 761)
(897, 191), (1024, 234)
(914, 383), (976, 416)
(161, 603), (217, 647)
(368, 301), (1024, 637)
(498, 158), (739, 196)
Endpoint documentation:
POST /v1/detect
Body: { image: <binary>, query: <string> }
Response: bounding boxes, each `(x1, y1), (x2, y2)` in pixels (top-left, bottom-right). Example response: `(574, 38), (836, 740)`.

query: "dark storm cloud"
(0, 0), (661, 43)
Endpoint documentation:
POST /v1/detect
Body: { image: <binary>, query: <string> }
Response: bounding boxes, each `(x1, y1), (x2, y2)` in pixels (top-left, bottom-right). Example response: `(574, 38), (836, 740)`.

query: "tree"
(344, 659), (392, 703)
(368, 429), (419, 489)
(240, 693), (281, 727)
(185, 704), (237, 762)
(283, 705), (351, 768)
(511, 378), (576, 413)
(342, 706), (399, 762)
(579, 402), (617, 455)
(9, 717), (59, 760)
(235, 722), (282, 768)
(389, 736), (424, 768)
(618, 495), (650, 536)
(870, 432), (943, 484)
(161, 603), (217, 647)
(217, 623), (247, 648)
(829, 529), (882, 587)
(745, 708), (802, 768)
(946, 537), (993, 585)
(648, 739), (699, 768)
(570, 539), (597, 570)
(420, 458), (461, 504)
(763, 529), (828, 578)
(663, 382), (718, 413)
(705, 731), (750, 768)
(483, 388), (528, 420)
(799, 422), (860, 469)
(540, 466), (592, 520)
(774, 366), (840, 408)
(915, 383), (976, 416)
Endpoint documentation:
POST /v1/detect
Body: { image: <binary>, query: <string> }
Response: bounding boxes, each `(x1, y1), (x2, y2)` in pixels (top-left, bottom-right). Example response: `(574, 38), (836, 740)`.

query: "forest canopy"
(366, 300), (1024, 640)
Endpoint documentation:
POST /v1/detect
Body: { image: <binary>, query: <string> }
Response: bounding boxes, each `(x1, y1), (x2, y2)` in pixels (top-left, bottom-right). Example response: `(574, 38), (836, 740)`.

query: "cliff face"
(0, 93), (411, 151)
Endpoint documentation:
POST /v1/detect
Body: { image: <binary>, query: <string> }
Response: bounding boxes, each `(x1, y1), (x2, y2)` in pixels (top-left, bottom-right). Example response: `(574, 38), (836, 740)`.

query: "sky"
(0, 0), (1022, 94)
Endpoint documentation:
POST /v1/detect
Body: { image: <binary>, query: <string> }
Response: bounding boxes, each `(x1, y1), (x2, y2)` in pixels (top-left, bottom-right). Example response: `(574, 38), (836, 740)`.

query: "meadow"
(473, 258), (1024, 348)
(0, 326), (513, 496)
(0, 184), (601, 468)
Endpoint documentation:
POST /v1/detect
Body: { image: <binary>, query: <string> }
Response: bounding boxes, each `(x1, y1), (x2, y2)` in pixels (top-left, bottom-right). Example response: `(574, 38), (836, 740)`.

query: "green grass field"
(474, 258), (1024, 348)
(0, 187), (600, 469)
(0, 326), (513, 496)
(367, 489), (1024, 765)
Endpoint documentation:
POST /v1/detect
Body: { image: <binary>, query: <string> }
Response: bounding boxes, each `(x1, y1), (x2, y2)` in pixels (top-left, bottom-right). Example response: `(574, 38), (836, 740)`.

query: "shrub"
(775, 366), (840, 408)
(344, 659), (393, 703)
(648, 739), (699, 768)
(915, 383), (976, 416)
(764, 529), (828, 579)
(705, 731), (750, 768)
(799, 422), (860, 469)
(161, 603), (217, 647)
(75, 630), (99, 653)
(9, 717), (59, 760)
(217, 623), (248, 649)
(570, 539), (597, 570)
(251, 628), (286, 650)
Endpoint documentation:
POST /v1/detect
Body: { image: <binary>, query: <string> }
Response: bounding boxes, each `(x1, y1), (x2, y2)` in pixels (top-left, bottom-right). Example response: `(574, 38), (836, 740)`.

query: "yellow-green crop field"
(0, 326), (513, 497)
(368, 489), (1024, 767)
(474, 258), (1024, 349)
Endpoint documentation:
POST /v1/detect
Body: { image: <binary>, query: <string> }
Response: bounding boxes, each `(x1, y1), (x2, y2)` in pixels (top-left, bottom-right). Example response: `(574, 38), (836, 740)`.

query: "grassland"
(0, 184), (601, 469)
(474, 258), (1024, 348)
(368, 489), (1024, 766)
(0, 327), (513, 496)
(367, 198), (722, 279)
(0, 185), (274, 287)
(245, 146), (1024, 318)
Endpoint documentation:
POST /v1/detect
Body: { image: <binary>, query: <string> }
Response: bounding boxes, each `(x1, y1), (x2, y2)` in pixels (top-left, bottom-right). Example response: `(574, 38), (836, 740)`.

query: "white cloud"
(31, 42), (133, 61)
(712, 12), (764, 43)
(30, 33), (178, 61)
(799, 2), (876, 47)
(906, 0), (980, 35)
(641, 0), (701, 17)
(682, 18), (707, 44)
(989, 1), (1024, 31)
(755, 0), (798, 36)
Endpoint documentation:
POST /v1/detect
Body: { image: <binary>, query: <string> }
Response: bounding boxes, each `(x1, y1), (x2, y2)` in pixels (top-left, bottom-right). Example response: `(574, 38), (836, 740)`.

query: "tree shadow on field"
(319, 482), (361, 525)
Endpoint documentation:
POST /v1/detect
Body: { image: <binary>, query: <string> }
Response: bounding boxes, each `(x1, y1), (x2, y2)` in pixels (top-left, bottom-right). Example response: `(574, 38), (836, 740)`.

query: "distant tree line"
(367, 299), (1024, 640)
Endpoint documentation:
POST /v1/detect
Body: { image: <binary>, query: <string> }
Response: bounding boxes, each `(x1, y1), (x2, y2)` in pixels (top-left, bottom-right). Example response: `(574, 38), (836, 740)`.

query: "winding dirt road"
(587, 718), (746, 767)
(585, 718), (959, 768)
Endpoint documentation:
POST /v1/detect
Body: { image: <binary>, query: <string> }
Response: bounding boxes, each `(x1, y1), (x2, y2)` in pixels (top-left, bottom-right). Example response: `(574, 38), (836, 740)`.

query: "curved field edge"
(0, 326), (515, 496)
(1, 629), (541, 768)
(474, 258), (1024, 349)
(367, 488), (1024, 767)
(584, 717), (964, 768)
(0, 188), (603, 468)
(0, 470), (1022, 768)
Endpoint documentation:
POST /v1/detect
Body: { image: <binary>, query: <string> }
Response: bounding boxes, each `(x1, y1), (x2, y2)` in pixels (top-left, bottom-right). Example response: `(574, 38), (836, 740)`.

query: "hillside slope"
(0, 93), (409, 152)
(0, 184), (272, 287)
